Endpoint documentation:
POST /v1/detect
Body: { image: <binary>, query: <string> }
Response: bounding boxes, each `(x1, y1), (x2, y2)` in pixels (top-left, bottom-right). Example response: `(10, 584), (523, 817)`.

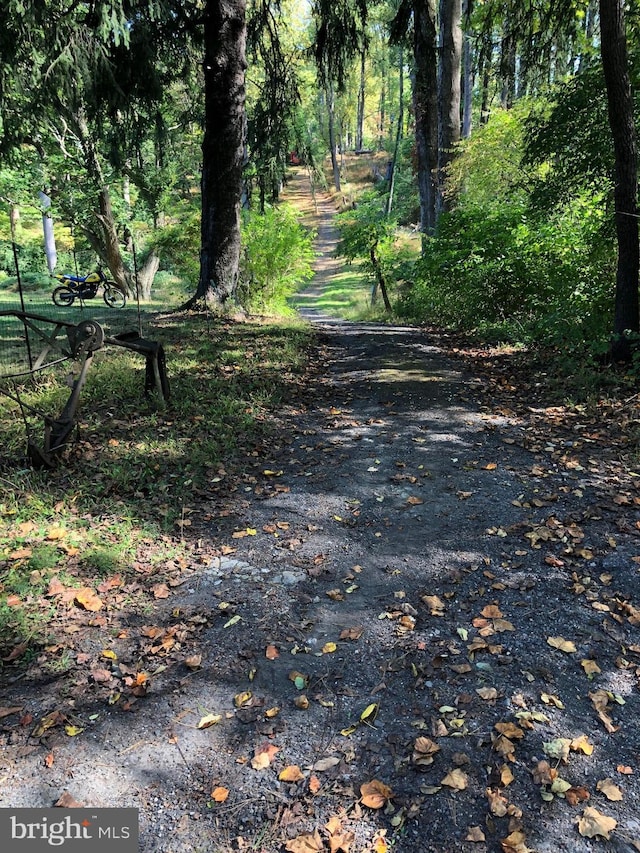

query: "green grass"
(0, 308), (313, 654)
(291, 266), (387, 321)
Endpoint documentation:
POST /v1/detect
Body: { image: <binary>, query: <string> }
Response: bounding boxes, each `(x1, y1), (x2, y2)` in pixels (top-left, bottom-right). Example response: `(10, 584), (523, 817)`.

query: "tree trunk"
(437, 0), (462, 216)
(378, 59), (387, 150)
(327, 84), (341, 191)
(356, 49), (366, 152)
(413, 0), (438, 238)
(95, 187), (133, 294)
(196, 0), (247, 306)
(136, 250), (161, 300)
(461, 0), (473, 139)
(599, 0), (639, 348)
(386, 49), (404, 217)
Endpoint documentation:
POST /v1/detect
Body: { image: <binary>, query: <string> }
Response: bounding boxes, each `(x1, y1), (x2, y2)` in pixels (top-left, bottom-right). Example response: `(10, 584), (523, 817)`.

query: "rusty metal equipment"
(0, 311), (170, 468)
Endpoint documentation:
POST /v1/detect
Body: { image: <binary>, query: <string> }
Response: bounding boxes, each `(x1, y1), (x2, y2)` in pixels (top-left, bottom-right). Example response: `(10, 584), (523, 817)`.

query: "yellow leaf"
(211, 786), (229, 803)
(596, 779), (623, 801)
(547, 636), (577, 653)
(360, 780), (393, 809)
(101, 649), (117, 660)
(360, 703), (379, 724)
(578, 806), (617, 840)
(294, 695), (310, 709)
(196, 713), (222, 729)
(64, 724), (84, 736)
(265, 706), (280, 718)
(441, 768), (468, 790)
(499, 764), (515, 786)
(74, 587), (103, 612)
(322, 642), (338, 654)
(581, 659), (601, 676)
(279, 765), (305, 782)
(234, 691), (252, 708)
(570, 734), (594, 755)
(45, 525), (66, 540)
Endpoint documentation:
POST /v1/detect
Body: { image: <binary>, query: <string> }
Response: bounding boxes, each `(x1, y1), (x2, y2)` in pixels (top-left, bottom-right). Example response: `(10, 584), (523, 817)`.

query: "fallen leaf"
(184, 655), (202, 670)
(360, 703), (378, 724)
(233, 691), (252, 708)
(581, 659), (601, 677)
(543, 738), (572, 762)
(466, 826), (486, 842)
(547, 636), (577, 653)
(421, 594), (446, 616)
(412, 737), (441, 767)
(285, 830), (324, 852)
(152, 583), (170, 599)
(54, 792), (83, 808)
(565, 786), (590, 806)
(0, 706), (23, 719)
(279, 765), (305, 782)
(265, 644), (279, 660)
(476, 687), (498, 700)
(589, 689), (620, 733)
(211, 786), (229, 803)
(340, 626), (364, 640)
(487, 788), (508, 816)
(309, 775), (321, 793)
(196, 713), (222, 729)
(251, 742), (280, 770)
(322, 642), (338, 654)
(360, 780), (393, 808)
(441, 768), (468, 790)
(577, 806), (617, 840)
(74, 587), (103, 612)
(596, 779), (623, 801)
(501, 830), (531, 852)
(570, 735), (594, 756)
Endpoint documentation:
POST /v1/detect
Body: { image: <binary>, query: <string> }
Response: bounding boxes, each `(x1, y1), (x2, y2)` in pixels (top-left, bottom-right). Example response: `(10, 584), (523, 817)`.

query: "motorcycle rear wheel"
(52, 286), (76, 307)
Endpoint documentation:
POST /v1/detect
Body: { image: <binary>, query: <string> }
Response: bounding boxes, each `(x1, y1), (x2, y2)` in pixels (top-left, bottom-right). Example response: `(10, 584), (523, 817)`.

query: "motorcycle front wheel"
(103, 285), (126, 308)
(52, 286), (76, 307)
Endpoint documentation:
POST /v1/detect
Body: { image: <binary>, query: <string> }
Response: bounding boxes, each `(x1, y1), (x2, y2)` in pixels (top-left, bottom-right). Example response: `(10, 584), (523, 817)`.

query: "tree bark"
(196, 0), (247, 306)
(599, 0), (639, 346)
(327, 84), (341, 191)
(356, 49), (366, 152)
(413, 0), (438, 238)
(461, 0), (473, 139)
(437, 0), (462, 216)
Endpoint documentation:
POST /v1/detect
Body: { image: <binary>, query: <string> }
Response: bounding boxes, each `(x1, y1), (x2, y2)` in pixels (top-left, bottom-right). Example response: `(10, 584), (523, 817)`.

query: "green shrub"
(238, 204), (316, 312)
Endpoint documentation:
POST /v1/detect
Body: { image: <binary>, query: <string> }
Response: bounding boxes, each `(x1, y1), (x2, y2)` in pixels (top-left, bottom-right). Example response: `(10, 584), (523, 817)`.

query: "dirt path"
(2, 178), (640, 853)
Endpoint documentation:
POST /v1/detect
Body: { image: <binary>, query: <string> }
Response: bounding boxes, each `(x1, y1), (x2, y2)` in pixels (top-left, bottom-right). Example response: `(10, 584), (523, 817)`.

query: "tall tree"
(437, 0), (462, 215)
(195, 0), (247, 306)
(599, 0), (639, 348)
(411, 0), (439, 235)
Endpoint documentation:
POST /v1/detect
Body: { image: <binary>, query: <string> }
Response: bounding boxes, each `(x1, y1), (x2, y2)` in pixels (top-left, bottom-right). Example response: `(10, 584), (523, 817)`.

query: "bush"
(238, 204), (316, 312)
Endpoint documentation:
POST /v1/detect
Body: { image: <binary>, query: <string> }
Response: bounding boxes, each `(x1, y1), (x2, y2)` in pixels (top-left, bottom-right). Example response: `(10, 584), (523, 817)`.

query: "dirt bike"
(51, 270), (126, 309)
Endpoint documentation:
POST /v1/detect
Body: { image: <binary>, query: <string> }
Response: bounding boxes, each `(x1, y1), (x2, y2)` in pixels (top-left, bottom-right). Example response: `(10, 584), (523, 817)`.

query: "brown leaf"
(211, 786), (229, 803)
(339, 626), (364, 640)
(421, 594), (446, 616)
(54, 791), (83, 808)
(466, 826), (486, 842)
(500, 830), (531, 852)
(251, 742), (280, 770)
(285, 830), (324, 853)
(476, 687), (498, 700)
(494, 722), (525, 740)
(596, 779), (623, 801)
(589, 689), (620, 733)
(565, 787), (590, 806)
(152, 583), (170, 599)
(309, 775), (321, 793)
(546, 636), (576, 653)
(265, 644), (279, 660)
(481, 604), (503, 618)
(184, 655), (202, 670)
(360, 779), (394, 808)
(578, 806), (617, 840)
(532, 761), (556, 786)
(441, 769), (468, 790)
